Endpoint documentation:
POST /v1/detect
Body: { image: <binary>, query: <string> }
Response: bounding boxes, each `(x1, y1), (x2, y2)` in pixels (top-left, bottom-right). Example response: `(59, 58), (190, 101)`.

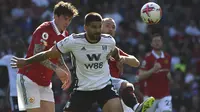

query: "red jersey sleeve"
(32, 28), (48, 46)
(140, 58), (151, 70)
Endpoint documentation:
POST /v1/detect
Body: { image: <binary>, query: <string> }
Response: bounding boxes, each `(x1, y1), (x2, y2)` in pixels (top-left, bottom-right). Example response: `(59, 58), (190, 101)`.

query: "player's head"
(53, 1), (78, 31)
(101, 18), (116, 37)
(151, 33), (163, 50)
(84, 12), (102, 41)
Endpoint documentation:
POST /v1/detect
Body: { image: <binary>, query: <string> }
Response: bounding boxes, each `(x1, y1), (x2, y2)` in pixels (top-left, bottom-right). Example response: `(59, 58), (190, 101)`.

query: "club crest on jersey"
(102, 45), (107, 51)
(42, 32), (48, 40)
(164, 59), (168, 64)
(29, 97), (35, 103)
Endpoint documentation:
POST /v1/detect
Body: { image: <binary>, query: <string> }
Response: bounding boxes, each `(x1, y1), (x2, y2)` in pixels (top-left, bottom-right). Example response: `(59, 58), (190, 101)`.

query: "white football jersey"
(57, 33), (116, 91)
(0, 55), (18, 96)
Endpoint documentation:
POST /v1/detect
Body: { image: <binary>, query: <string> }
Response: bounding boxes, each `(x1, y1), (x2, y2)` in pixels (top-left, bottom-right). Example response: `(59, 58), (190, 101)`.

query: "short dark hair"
(54, 1), (78, 17)
(151, 33), (162, 41)
(84, 12), (102, 25)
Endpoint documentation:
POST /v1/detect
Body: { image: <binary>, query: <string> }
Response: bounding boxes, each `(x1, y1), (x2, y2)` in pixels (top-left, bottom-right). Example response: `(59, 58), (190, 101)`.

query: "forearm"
(57, 56), (71, 75)
(122, 55), (140, 67)
(26, 51), (50, 65)
(40, 60), (58, 71)
(111, 47), (120, 61)
(29, 44), (59, 66)
(167, 72), (174, 84)
(138, 69), (154, 81)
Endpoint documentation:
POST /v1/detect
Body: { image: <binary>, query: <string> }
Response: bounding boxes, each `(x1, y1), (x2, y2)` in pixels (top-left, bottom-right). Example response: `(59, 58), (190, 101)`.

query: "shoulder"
(164, 52), (171, 59)
(71, 33), (85, 39)
(34, 22), (52, 34)
(101, 34), (112, 38)
(144, 52), (152, 58)
(101, 34), (115, 43)
(61, 33), (82, 43)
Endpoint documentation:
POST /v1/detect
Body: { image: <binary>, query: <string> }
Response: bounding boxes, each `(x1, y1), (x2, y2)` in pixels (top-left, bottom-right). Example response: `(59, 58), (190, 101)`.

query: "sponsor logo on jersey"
(86, 54), (101, 61)
(102, 45), (107, 51)
(85, 53), (103, 69)
(164, 59), (168, 64)
(81, 47), (86, 51)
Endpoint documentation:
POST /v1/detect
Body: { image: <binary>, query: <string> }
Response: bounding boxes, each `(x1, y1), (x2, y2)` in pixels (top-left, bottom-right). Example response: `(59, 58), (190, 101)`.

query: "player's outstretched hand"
(55, 68), (71, 90)
(10, 56), (27, 68)
(152, 62), (161, 72)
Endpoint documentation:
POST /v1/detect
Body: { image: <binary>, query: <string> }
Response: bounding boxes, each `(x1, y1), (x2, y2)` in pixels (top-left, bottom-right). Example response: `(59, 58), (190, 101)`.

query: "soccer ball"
(140, 2), (162, 25)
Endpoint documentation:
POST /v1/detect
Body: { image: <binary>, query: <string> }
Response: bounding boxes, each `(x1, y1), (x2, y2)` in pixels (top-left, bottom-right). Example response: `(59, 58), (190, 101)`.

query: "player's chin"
(95, 34), (100, 38)
(154, 47), (161, 50)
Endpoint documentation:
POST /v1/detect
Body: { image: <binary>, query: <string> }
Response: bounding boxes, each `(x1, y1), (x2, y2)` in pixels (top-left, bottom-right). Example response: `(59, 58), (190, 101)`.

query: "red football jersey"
(140, 50), (171, 99)
(18, 21), (68, 86)
(109, 49), (128, 78)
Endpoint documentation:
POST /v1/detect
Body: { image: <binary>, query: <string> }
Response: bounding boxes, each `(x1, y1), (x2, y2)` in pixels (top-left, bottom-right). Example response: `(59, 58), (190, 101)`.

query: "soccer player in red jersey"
(15, 2), (78, 112)
(12, 12), (124, 112)
(137, 33), (173, 112)
(101, 18), (155, 112)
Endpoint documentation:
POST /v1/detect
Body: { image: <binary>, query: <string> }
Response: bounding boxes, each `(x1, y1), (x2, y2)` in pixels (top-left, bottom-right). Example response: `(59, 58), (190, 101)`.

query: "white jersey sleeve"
(56, 34), (74, 54)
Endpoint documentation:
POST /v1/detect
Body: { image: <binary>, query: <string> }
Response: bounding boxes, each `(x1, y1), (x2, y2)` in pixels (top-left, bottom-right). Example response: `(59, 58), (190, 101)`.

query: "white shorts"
(16, 74), (54, 111)
(111, 77), (129, 92)
(144, 96), (172, 112)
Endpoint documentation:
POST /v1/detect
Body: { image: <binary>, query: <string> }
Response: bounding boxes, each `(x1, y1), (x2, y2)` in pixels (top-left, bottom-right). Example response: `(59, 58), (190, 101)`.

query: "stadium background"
(0, 0), (200, 112)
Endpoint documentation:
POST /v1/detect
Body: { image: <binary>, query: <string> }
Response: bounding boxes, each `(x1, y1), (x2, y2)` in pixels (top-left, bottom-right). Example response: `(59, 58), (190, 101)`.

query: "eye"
(106, 24), (110, 28)
(112, 25), (115, 30)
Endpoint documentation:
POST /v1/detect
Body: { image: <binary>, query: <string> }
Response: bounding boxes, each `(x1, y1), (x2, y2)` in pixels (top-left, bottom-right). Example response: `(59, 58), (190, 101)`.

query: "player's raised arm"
(118, 49), (140, 67)
(11, 45), (61, 68)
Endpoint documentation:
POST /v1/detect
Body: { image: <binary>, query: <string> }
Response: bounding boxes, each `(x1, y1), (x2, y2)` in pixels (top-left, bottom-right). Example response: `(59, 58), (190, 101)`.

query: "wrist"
(120, 56), (126, 63)
(149, 68), (155, 75)
(25, 59), (29, 65)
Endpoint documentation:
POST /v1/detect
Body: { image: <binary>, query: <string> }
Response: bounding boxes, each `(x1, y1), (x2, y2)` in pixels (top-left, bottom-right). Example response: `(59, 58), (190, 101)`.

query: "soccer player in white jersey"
(11, 12), (123, 112)
(101, 18), (155, 112)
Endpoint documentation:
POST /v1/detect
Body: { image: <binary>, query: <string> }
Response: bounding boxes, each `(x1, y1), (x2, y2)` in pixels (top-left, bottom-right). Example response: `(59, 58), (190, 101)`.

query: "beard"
(89, 33), (100, 41)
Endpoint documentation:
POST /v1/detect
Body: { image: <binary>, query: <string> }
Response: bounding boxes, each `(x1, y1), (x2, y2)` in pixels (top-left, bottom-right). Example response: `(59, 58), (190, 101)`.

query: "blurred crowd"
(0, 0), (200, 112)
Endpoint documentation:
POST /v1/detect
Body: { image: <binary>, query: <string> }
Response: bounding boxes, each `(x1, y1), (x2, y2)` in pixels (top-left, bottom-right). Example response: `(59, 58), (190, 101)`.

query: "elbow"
(135, 60), (140, 67)
(131, 60), (140, 67)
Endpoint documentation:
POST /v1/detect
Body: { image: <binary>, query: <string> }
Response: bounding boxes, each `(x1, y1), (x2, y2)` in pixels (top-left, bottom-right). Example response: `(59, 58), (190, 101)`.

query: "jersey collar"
(152, 50), (164, 59)
(51, 20), (61, 35)
(51, 20), (66, 36)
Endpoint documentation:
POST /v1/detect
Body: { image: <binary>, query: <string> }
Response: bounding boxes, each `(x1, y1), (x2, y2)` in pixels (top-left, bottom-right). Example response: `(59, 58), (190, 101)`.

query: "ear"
(54, 14), (59, 20)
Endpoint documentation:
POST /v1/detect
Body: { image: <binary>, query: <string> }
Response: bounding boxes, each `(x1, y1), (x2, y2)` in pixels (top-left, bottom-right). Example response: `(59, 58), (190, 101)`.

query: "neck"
(54, 20), (63, 33)
(153, 49), (162, 56)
